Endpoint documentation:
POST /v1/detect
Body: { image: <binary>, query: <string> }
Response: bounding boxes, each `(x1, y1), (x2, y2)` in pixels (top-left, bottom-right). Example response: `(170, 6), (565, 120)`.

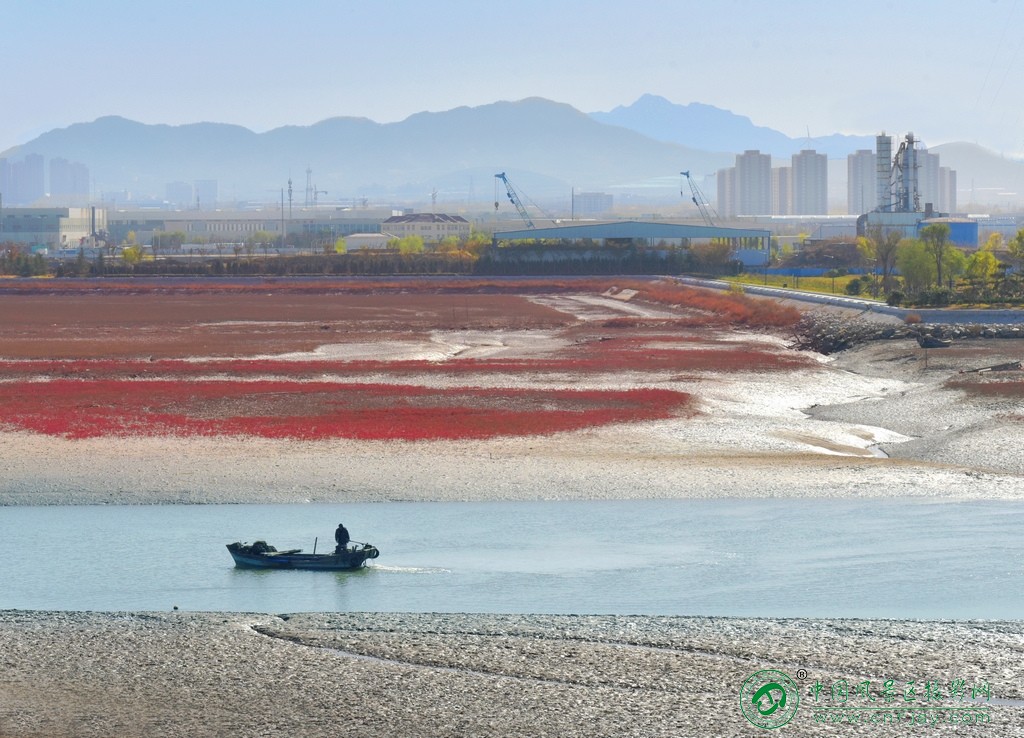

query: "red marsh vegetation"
(0, 380), (694, 441)
(944, 377), (1024, 398)
(0, 276), (802, 440)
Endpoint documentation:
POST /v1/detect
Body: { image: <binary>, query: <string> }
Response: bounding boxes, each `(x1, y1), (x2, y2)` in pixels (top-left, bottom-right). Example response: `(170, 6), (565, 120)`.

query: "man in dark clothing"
(334, 523), (350, 554)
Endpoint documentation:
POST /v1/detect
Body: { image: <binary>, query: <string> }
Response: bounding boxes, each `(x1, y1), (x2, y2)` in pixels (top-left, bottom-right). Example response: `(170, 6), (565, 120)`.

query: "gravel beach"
(1, 611), (1020, 737)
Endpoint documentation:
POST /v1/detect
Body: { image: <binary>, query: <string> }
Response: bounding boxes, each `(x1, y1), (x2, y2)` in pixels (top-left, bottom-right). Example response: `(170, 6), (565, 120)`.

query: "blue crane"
(681, 170), (718, 227)
(494, 172), (535, 229)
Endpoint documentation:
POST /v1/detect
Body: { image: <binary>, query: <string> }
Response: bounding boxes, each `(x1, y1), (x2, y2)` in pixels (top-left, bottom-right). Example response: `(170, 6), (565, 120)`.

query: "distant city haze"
(2, 0), (1023, 156)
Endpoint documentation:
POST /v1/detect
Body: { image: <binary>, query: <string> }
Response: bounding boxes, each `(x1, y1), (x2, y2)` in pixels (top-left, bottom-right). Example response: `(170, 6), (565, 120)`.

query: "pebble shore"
(1, 610), (1021, 737)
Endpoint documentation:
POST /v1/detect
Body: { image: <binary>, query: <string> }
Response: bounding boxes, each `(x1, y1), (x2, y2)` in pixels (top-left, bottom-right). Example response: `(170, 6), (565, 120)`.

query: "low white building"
(381, 213), (470, 243)
(346, 233), (392, 251)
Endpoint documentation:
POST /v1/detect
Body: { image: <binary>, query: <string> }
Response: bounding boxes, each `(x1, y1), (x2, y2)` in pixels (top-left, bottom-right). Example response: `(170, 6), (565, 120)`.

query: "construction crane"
(494, 172), (535, 228)
(681, 170), (718, 226)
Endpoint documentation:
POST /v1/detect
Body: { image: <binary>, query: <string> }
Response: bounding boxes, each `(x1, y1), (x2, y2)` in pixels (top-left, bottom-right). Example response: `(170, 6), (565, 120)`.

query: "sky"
(3, 0), (1024, 155)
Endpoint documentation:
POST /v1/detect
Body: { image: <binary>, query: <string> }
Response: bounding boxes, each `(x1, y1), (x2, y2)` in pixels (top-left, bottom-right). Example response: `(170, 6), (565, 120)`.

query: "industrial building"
(105, 208), (390, 246)
(0, 207), (106, 249)
(857, 132), (967, 243)
(493, 220), (772, 268)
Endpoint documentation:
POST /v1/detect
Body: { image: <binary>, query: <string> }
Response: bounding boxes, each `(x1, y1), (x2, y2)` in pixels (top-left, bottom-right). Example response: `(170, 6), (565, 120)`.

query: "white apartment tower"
(791, 150), (827, 215)
(847, 149), (876, 215)
(735, 150), (772, 216)
(772, 167), (792, 216)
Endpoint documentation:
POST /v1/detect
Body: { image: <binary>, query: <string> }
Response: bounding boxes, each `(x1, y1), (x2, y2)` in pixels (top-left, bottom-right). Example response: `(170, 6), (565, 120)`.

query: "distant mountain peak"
(591, 95), (874, 158)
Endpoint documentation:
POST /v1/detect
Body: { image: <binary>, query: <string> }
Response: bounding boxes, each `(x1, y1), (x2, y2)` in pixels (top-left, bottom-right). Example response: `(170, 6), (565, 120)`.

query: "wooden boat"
(226, 539), (380, 570)
(917, 335), (952, 349)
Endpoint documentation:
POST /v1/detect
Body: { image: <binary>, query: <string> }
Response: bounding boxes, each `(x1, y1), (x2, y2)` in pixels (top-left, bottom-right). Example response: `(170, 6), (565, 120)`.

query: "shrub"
(915, 288), (953, 307)
(886, 291), (904, 307)
(904, 312), (922, 324)
(844, 278), (863, 296)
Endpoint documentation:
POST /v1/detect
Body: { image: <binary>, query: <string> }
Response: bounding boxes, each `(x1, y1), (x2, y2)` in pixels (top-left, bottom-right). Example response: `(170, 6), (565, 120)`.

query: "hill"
(931, 142), (1024, 207)
(590, 94), (877, 158)
(0, 99), (730, 203)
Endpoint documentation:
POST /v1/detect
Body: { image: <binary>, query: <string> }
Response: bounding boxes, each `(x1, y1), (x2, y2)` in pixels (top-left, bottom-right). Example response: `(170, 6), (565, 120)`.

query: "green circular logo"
(740, 669), (800, 729)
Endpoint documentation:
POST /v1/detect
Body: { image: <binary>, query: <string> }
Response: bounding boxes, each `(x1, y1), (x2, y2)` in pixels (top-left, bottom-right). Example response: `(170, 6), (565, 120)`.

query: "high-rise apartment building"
(574, 192), (613, 216)
(49, 158), (90, 199)
(0, 158), (10, 204)
(791, 150), (827, 215)
(919, 150), (941, 212)
(735, 150), (771, 216)
(194, 180), (218, 210)
(772, 167), (792, 216)
(716, 167), (736, 218)
(165, 181), (194, 209)
(939, 167), (957, 213)
(3, 154), (46, 204)
(847, 149), (877, 215)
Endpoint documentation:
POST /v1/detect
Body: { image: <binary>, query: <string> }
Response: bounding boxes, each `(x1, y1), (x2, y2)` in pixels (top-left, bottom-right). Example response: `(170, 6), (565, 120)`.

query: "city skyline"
(2, 0), (1023, 156)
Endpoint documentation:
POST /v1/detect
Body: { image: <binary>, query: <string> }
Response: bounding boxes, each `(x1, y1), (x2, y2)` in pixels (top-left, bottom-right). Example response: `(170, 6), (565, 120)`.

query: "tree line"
(853, 224), (1024, 306)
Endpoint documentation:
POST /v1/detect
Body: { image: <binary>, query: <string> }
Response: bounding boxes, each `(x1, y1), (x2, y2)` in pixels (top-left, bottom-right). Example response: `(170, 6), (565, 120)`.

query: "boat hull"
(226, 542), (379, 571)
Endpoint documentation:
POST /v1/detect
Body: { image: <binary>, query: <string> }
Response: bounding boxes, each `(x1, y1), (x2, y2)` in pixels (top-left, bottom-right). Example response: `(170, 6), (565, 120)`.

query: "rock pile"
(790, 313), (1024, 354)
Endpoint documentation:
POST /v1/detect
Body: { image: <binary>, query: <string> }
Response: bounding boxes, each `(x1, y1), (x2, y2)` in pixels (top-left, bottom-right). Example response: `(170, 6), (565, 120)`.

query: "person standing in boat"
(334, 523), (350, 554)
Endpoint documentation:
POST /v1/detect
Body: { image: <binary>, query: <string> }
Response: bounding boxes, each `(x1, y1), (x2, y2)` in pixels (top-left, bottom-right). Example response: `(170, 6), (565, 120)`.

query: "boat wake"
(371, 564), (451, 575)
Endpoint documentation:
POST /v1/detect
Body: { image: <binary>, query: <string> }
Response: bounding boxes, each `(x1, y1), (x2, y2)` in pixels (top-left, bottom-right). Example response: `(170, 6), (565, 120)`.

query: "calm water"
(1, 499), (1021, 619)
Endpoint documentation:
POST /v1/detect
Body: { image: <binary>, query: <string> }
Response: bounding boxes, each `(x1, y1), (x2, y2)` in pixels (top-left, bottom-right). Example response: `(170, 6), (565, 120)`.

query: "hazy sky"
(4, 0), (1023, 155)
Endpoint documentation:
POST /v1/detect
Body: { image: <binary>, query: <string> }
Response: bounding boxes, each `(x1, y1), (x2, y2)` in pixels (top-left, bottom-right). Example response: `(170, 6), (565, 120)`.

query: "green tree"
(877, 229), (902, 292)
(943, 246), (967, 284)
(121, 245), (143, 266)
(463, 228), (491, 256)
(247, 230), (277, 248)
(983, 232), (1004, 252)
(436, 235), (461, 253)
(920, 223), (951, 288)
(895, 238), (934, 294)
(390, 235), (424, 254)
(690, 240), (735, 273)
(1009, 229), (1024, 261)
(965, 249), (999, 289)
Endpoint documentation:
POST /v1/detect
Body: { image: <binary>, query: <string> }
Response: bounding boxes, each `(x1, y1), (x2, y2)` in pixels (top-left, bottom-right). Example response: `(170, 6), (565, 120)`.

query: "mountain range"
(3, 96), (1023, 208)
(590, 94), (878, 159)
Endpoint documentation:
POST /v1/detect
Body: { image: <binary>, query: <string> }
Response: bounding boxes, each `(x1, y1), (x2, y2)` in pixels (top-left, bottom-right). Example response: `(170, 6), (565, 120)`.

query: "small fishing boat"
(226, 539), (380, 571)
(917, 335), (952, 349)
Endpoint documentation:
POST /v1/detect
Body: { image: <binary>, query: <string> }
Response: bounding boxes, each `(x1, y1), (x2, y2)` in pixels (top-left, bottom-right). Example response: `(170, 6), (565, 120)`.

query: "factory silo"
(876, 133), (892, 212)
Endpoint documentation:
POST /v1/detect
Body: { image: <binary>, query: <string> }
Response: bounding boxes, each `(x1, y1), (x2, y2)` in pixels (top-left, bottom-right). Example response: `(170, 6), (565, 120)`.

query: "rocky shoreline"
(791, 312), (1024, 354)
